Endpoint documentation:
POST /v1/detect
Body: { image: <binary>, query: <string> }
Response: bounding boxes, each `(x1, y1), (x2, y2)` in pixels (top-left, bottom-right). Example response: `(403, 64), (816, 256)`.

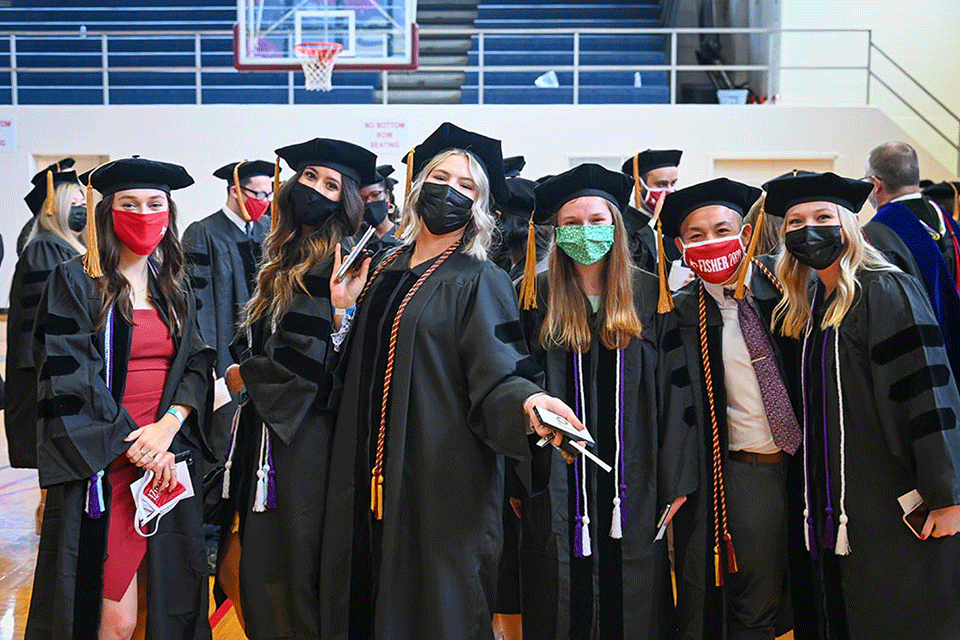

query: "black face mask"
(784, 224), (845, 270)
(68, 205), (87, 232)
(290, 181), (342, 227)
(418, 182), (474, 235)
(364, 199), (389, 227)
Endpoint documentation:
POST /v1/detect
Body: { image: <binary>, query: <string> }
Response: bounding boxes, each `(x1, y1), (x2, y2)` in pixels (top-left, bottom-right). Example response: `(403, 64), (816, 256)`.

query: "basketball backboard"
(234, 0), (419, 71)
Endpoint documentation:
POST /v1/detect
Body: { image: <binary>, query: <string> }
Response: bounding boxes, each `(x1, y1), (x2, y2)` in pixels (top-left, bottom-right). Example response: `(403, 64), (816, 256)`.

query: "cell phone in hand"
(532, 406), (611, 472)
(335, 226), (377, 282)
(898, 489), (930, 539)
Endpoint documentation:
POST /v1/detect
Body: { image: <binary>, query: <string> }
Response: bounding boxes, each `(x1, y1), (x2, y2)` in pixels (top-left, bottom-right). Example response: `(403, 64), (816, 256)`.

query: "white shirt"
(702, 264), (780, 454)
(221, 205), (249, 233)
(891, 192), (923, 203)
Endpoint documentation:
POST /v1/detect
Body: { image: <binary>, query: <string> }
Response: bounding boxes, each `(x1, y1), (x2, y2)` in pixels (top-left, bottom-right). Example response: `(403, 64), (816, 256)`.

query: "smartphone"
(898, 489), (930, 539)
(532, 406), (611, 472)
(335, 226), (377, 282)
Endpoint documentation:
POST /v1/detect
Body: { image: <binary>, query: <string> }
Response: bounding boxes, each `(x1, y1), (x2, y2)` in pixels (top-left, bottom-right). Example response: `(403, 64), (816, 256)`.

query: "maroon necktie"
(726, 290), (802, 454)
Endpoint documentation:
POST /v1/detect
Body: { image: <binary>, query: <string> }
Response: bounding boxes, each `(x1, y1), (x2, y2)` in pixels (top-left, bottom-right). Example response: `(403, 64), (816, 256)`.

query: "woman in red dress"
(26, 157), (215, 640)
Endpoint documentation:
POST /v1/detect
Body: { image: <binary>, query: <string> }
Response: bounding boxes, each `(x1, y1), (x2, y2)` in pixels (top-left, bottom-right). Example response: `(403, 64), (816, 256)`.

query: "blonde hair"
(540, 199), (643, 351)
(398, 149), (495, 260)
(773, 203), (895, 338)
(30, 182), (86, 253)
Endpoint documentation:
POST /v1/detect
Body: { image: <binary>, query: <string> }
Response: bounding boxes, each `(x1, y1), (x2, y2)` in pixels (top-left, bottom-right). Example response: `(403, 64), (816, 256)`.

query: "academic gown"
(5, 230), (79, 468)
(659, 255), (798, 640)
(319, 246), (545, 640)
(794, 268), (960, 640)
(861, 221), (923, 281)
(622, 206), (679, 273)
(25, 256), (215, 640)
(17, 216), (36, 256)
(517, 268), (694, 640)
(182, 209), (270, 465)
(226, 255), (338, 640)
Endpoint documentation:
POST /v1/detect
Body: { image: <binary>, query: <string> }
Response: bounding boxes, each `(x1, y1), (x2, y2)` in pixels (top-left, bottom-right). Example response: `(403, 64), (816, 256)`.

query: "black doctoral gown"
(861, 219), (923, 281)
(319, 246), (545, 640)
(25, 256), (215, 640)
(182, 209), (270, 462)
(793, 268), (960, 640)
(226, 256), (338, 640)
(659, 255), (798, 640)
(517, 268), (695, 640)
(5, 230), (78, 467)
(17, 216), (36, 256)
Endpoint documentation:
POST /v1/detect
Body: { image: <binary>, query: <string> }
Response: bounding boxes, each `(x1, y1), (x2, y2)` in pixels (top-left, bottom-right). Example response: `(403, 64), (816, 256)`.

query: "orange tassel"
(734, 196), (764, 299)
(632, 153), (641, 209)
(371, 473), (384, 521)
(43, 170), (55, 216)
(397, 147), (415, 239)
(714, 546), (724, 587)
(518, 213), (539, 310)
(656, 194), (674, 314)
(82, 169), (103, 278)
(233, 161), (252, 223)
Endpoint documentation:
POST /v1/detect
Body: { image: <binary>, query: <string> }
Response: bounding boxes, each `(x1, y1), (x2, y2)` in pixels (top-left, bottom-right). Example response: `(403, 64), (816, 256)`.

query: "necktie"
(725, 290), (802, 454)
(245, 222), (252, 238)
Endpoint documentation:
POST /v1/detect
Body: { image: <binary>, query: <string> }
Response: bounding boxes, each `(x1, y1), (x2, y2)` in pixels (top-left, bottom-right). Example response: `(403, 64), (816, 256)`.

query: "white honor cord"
(801, 318), (813, 553)
(610, 349), (623, 539)
(576, 352), (592, 556)
(833, 330), (850, 555)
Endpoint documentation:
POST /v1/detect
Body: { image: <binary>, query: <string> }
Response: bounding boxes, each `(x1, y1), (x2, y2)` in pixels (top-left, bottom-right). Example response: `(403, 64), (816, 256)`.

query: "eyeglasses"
(241, 186), (274, 201)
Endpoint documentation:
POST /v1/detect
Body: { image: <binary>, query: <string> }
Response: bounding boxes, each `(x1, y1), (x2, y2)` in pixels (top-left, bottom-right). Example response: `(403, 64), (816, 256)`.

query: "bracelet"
(165, 406), (186, 426)
(334, 305), (355, 316)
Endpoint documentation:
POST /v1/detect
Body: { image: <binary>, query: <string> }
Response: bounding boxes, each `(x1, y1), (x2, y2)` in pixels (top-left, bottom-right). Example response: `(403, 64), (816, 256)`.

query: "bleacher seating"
(462, 2), (668, 105)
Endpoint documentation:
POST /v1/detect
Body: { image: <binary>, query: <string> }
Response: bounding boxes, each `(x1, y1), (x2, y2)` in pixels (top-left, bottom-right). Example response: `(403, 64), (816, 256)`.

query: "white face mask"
(640, 177), (675, 215)
(130, 458), (194, 537)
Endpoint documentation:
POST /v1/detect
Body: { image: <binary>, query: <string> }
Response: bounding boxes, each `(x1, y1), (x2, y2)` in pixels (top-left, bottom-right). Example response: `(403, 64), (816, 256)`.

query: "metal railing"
(0, 27), (954, 173)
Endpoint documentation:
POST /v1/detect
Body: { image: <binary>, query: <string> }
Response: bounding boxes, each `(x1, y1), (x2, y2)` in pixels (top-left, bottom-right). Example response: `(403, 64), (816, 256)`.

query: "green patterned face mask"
(555, 224), (615, 265)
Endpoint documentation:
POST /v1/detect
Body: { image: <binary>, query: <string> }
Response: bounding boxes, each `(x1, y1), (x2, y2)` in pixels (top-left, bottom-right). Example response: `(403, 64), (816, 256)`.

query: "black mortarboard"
(79, 157), (194, 196)
(402, 122), (509, 204)
(503, 155), (526, 178)
(79, 157), (194, 278)
(621, 149), (683, 178)
(536, 174), (555, 185)
(499, 177), (537, 219)
(213, 159), (275, 182)
(276, 138), (378, 186)
(533, 164), (633, 224)
(919, 179), (934, 189)
(25, 165), (80, 215)
(363, 164), (397, 189)
(924, 181), (960, 221)
(659, 177), (760, 239)
(761, 171), (872, 219)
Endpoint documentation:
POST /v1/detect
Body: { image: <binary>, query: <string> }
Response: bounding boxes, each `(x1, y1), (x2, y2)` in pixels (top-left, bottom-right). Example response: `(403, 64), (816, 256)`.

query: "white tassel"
(609, 497), (623, 539)
(252, 424), (268, 512)
(221, 405), (241, 499)
(581, 514), (592, 557)
(803, 508), (811, 552)
(835, 514), (851, 555)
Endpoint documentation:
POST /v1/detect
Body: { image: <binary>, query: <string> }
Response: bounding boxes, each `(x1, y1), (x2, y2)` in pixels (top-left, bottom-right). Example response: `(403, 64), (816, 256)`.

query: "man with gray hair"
(864, 141), (960, 390)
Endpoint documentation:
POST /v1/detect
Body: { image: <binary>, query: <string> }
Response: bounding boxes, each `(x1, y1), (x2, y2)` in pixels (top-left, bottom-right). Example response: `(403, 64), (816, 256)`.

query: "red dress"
(102, 308), (175, 602)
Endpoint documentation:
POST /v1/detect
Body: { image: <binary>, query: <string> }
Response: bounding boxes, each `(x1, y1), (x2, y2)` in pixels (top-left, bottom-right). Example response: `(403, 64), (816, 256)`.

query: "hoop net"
(294, 42), (343, 92)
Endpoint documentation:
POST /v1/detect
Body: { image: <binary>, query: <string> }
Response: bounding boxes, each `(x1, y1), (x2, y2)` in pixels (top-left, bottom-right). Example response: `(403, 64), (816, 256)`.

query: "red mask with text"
(242, 196), (271, 222)
(112, 208), (169, 256)
(641, 178), (674, 213)
(681, 231), (745, 285)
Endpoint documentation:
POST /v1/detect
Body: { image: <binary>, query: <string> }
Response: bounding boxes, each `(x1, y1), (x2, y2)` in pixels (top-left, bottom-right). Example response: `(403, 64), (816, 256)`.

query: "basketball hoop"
(294, 42), (343, 92)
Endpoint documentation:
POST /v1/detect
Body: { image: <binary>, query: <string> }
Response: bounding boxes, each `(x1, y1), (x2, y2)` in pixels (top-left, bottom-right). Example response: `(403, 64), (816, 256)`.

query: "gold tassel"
(271, 157), (280, 232)
(518, 213), (539, 310)
(656, 194), (674, 313)
(734, 196), (764, 299)
(371, 473), (384, 521)
(82, 177), (103, 278)
(949, 182), (959, 222)
(632, 153), (641, 209)
(233, 160), (252, 222)
(43, 170), (55, 216)
(397, 147), (415, 239)
(714, 545), (724, 587)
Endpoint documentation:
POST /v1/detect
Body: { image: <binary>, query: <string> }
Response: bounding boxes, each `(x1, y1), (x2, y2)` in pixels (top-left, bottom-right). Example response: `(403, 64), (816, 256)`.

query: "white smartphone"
(335, 226), (377, 282)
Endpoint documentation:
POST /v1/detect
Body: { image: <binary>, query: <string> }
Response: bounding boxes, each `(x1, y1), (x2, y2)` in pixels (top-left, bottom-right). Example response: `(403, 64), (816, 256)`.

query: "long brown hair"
(93, 193), (188, 333)
(540, 200), (643, 351)
(243, 169), (363, 328)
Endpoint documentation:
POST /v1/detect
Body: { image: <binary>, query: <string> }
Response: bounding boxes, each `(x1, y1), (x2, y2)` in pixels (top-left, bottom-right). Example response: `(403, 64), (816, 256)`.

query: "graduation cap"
(762, 171), (873, 219)
(276, 138), (378, 187)
(622, 150), (683, 209)
(503, 155), (526, 178)
(25, 158), (80, 216)
(401, 122), (510, 206)
(78, 157), (194, 278)
(656, 178), (762, 310)
(375, 164), (399, 189)
(923, 181), (960, 221)
(518, 164), (633, 309)
(500, 177), (537, 218)
(213, 159), (278, 223)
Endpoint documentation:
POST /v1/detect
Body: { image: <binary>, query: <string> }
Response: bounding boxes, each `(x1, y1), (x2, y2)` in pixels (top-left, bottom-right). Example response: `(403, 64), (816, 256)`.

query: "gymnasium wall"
(1, 103), (951, 304)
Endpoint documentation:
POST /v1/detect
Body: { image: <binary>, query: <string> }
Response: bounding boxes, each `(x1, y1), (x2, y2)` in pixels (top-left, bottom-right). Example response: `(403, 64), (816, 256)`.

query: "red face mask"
(242, 196), (271, 222)
(681, 231), (745, 285)
(112, 208), (169, 256)
(641, 178), (674, 213)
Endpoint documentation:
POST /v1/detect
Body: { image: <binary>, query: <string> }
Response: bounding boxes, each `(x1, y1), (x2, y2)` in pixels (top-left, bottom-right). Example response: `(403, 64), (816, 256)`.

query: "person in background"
(862, 142), (960, 389)
(743, 193), (781, 256)
(765, 170), (960, 640)
(620, 149), (682, 272)
(6, 165), (86, 533)
(357, 166), (402, 254)
(20, 157), (76, 255)
(25, 157), (214, 640)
